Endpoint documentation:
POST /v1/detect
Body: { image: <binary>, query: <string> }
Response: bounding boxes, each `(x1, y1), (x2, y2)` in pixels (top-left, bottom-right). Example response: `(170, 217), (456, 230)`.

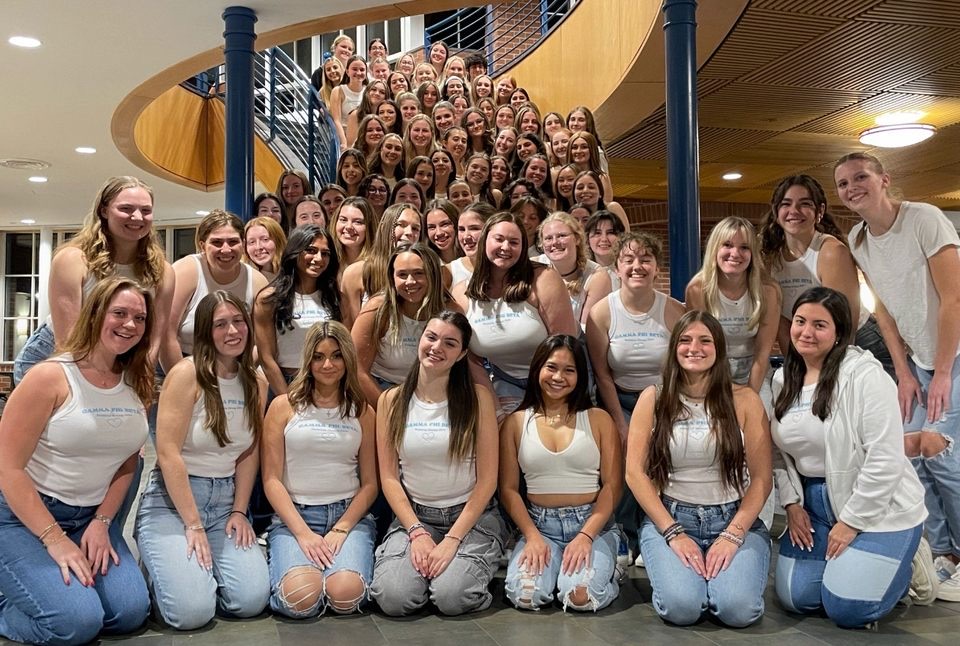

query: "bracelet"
(406, 522), (425, 535)
(410, 531), (431, 542)
(94, 513), (112, 527)
(185, 524), (205, 532)
(445, 533), (463, 544)
(577, 531), (594, 543)
(718, 530), (744, 547)
(330, 527), (349, 535)
(663, 524), (686, 544)
(728, 522), (744, 537)
(229, 510), (247, 517)
(37, 522), (60, 543)
(44, 531), (69, 548)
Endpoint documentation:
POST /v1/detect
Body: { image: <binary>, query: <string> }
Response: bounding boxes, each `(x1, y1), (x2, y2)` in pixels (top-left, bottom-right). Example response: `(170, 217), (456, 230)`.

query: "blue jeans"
(487, 360), (528, 417)
(904, 353), (960, 558)
(855, 315), (894, 378)
(266, 499), (376, 618)
(775, 478), (921, 628)
(134, 469), (269, 630)
(616, 387), (643, 555)
(13, 321), (56, 386)
(504, 502), (620, 611)
(640, 497), (770, 627)
(370, 501), (506, 616)
(0, 493), (149, 646)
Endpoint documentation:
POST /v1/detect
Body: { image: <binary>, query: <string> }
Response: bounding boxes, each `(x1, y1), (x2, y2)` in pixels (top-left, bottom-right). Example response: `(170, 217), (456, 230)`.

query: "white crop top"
(27, 357), (148, 507)
(371, 316), (425, 385)
(663, 397), (744, 505)
(447, 258), (473, 288)
(282, 405), (362, 505)
(178, 255), (256, 355)
(518, 408), (600, 495)
(717, 290), (757, 385)
(466, 297), (548, 379)
(180, 371), (256, 478)
(276, 291), (334, 369)
(606, 290), (669, 392)
(770, 384), (826, 478)
(398, 395), (476, 507)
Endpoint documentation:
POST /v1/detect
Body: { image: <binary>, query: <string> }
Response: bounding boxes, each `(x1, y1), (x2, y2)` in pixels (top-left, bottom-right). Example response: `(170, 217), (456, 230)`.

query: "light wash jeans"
(775, 477), (921, 628)
(904, 353), (960, 559)
(504, 502), (620, 612)
(266, 499), (376, 618)
(134, 469), (269, 630)
(487, 360), (528, 418)
(370, 501), (506, 616)
(640, 496), (770, 628)
(12, 321), (55, 386)
(0, 493), (150, 646)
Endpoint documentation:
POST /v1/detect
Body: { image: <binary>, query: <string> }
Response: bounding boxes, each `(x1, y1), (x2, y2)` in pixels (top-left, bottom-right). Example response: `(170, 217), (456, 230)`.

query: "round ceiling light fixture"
(28, 176), (48, 183)
(859, 123), (936, 148)
(8, 36), (41, 48)
(75, 146), (97, 154)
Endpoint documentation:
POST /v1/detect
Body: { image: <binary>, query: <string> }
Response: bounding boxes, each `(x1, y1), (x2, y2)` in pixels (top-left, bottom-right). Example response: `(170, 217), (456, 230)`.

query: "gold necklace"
(540, 409), (571, 426)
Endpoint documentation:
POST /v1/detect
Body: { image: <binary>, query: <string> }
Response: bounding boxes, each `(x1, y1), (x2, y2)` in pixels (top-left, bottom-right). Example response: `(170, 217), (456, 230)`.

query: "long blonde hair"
(694, 216), (766, 330)
(242, 216), (286, 274)
(65, 176), (166, 290)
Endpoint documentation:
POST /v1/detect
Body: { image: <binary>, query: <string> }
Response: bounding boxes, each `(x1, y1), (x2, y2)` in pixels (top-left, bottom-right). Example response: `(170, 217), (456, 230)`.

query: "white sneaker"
(937, 568), (960, 602)
(634, 552), (645, 568)
(908, 537), (938, 605)
(934, 555), (957, 583)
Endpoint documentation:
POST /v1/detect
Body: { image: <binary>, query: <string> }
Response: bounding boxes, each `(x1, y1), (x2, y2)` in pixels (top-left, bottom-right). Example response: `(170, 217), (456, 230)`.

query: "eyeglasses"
(366, 187), (388, 194)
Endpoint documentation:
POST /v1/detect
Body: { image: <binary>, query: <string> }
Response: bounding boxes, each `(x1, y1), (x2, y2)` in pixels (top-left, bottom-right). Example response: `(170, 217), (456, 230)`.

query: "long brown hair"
(759, 174), (845, 271)
(191, 291), (262, 447)
(58, 277), (156, 408)
(286, 321), (365, 419)
(647, 310), (745, 495)
(466, 212), (538, 303)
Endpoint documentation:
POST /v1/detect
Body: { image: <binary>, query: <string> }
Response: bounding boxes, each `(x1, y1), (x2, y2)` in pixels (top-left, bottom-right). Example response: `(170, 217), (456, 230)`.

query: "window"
(172, 228), (197, 262)
(1, 232), (39, 362)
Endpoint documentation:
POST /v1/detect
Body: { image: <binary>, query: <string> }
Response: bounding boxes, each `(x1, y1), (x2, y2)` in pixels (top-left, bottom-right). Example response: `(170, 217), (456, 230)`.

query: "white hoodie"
(771, 346), (927, 533)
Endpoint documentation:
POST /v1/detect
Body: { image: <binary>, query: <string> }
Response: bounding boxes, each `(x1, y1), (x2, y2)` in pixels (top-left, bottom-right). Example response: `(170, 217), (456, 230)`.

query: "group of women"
(0, 36), (957, 646)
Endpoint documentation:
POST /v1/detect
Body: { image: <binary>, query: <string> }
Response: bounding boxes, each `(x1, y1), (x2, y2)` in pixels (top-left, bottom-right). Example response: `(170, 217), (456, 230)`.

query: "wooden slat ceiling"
(609, 0), (960, 207)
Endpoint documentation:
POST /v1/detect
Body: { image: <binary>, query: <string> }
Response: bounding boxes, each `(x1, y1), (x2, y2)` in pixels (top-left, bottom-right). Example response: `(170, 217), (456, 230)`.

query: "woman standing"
(370, 312), (505, 616)
(345, 80), (388, 148)
(254, 226), (341, 397)
(501, 336), (623, 611)
(771, 287), (928, 625)
(261, 322), (377, 618)
(135, 291), (269, 630)
(453, 213), (579, 417)
(626, 311), (772, 627)
(0, 278), (153, 645)
(330, 56), (367, 148)
(686, 216), (781, 391)
(834, 153), (960, 599)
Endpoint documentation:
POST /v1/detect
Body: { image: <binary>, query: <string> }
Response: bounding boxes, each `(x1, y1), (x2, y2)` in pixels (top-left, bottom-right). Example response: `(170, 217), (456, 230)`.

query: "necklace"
(560, 266), (579, 279)
(81, 362), (118, 388)
(540, 409), (571, 426)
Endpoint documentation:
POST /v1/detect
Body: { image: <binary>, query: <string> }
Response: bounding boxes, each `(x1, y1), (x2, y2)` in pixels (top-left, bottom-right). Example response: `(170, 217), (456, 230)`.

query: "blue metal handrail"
(424, 0), (579, 76)
(180, 47), (339, 191)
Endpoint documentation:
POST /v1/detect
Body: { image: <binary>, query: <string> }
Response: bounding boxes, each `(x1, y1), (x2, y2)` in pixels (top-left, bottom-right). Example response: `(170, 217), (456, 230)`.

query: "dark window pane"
(173, 228), (197, 262)
(388, 19), (401, 53)
(5, 233), (35, 275)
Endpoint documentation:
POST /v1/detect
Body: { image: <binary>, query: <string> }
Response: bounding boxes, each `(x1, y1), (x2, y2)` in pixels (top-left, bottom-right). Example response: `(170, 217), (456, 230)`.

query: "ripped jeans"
(505, 503), (620, 612)
(370, 501), (505, 616)
(266, 499), (376, 618)
(904, 354), (960, 558)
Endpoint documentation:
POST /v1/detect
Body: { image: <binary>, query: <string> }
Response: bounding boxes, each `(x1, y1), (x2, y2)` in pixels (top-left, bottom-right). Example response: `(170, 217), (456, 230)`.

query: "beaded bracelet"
(718, 530), (744, 547)
(445, 533), (463, 544)
(664, 526), (686, 544)
(185, 524), (205, 532)
(577, 531), (594, 543)
(94, 513), (112, 527)
(407, 522), (426, 535)
(660, 522), (682, 537)
(330, 527), (349, 535)
(43, 531), (68, 549)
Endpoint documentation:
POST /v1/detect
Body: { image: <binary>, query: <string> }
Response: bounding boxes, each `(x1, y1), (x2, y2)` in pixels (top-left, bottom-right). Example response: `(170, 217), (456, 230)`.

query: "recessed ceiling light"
(8, 36), (41, 48)
(75, 146), (97, 154)
(28, 176), (48, 183)
(20, 219), (36, 225)
(722, 172), (742, 181)
(196, 210), (210, 216)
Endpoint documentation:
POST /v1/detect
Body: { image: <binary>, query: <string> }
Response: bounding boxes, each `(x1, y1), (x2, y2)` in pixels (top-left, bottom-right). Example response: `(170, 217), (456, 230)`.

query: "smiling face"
(419, 317), (465, 372)
(364, 179), (389, 208)
(388, 74), (408, 97)
(245, 225), (275, 269)
(416, 65), (437, 85)
(458, 211), (484, 257)
(474, 76), (492, 97)
(393, 208), (422, 243)
(430, 43), (448, 65)
(100, 289), (148, 356)
(409, 119), (433, 148)
(834, 158), (889, 214)
(676, 321), (717, 376)
(466, 157), (490, 185)
(569, 138), (590, 165)
(335, 204), (366, 249)
(398, 54), (416, 75)
(495, 129), (516, 156)
(339, 157), (364, 186)
(371, 61), (390, 81)
(310, 337), (346, 387)
(524, 158), (548, 187)
(369, 40), (387, 60)
(201, 224), (244, 273)
(393, 251), (428, 304)
(413, 162), (434, 193)
(616, 242), (657, 290)
(399, 98), (420, 124)
(427, 209), (455, 251)
(297, 235), (331, 279)
(556, 167), (577, 198)
(444, 128), (467, 159)
(102, 187), (154, 244)
(394, 184), (422, 211)
(543, 114), (563, 138)
(496, 77), (516, 99)
(491, 158), (509, 187)
(568, 109), (587, 132)
(510, 89), (530, 108)
(320, 189), (345, 216)
(324, 60), (343, 84)
(538, 347), (578, 403)
(495, 107), (515, 130)
(516, 137), (537, 161)
(465, 112), (486, 137)
(445, 77), (465, 98)
(519, 111), (540, 134)
(588, 219), (617, 259)
(376, 103), (397, 129)
(294, 201), (326, 228)
(345, 59), (367, 84)
(449, 183), (473, 210)
(431, 151), (452, 178)
(334, 39), (354, 63)
(551, 131), (571, 161)
(281, 175), (306, 205)
(541, 220), (574, 264)
(485, 220), (523, 270)
(518, 204), (541, 240)
(791, 302), (838, 366)
(211, 302), (248, 360)
(776, 184), (822, 238)
(716, 228), (752, 278)
(573, 175), (600, 207)
(256, 197), (283, 222)
(363, 119), (385, 147)
(434, 107), (455, 133)
(380, 136), (403, 166)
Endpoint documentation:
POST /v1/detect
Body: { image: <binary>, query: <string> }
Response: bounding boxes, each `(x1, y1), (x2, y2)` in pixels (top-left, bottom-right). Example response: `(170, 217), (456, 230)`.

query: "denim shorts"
(12, 321), (55, 385)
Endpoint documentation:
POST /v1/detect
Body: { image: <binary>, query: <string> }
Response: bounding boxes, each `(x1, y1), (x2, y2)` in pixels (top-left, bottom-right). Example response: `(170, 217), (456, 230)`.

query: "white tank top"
(398, 395), (476, 507)
(771, 384), (826, 477)
(775, 233), (869, 327)
(371, 315), (425, 385)
(178, 255), (256, 355)
(535, 256), (603, 325)
(282, 405), (362, 505)
(518, 408), (600, 495)
(340, 86), (362, 125)
(717, 290), (757, 385)
(663, 396), (743, 505)
(606, 290), (669, 392)
(466, 297), (548, 379)
(27, 357), (148, 507)
(276, 291), (334, 369)
(447, 258), (472, 288)
(180, 370), (256, 478)
(46, 263), (139, 336)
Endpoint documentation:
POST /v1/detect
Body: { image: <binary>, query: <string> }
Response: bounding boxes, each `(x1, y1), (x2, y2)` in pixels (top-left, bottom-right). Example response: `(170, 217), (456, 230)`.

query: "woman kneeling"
(501, 335), (623, 611)
(627, 310), (773, 627)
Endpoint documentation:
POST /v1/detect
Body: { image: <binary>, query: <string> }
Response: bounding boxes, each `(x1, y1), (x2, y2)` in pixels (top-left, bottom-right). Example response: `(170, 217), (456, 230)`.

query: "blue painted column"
(222, 6), (257, 221)
(662, 0), (700, 300)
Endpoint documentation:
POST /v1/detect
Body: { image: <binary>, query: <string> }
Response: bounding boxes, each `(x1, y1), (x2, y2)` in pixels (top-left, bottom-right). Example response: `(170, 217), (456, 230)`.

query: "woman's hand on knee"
(409, 532), (436, 578)
(785, 504), (814, 551)
(826, 521), (858, 560)
(426, 536), (460, 578)
(561, 533), (592, 576)
(80, 520), (119, 576)
(186, 527), (213, 571)
(48, 539), (94, 587)
(518, 532), (551, 575)
(669, 534), (706, 578)
(704, 538), (738, 580)
(295, 530), (335, 568)
(226, 512), (255, 550)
